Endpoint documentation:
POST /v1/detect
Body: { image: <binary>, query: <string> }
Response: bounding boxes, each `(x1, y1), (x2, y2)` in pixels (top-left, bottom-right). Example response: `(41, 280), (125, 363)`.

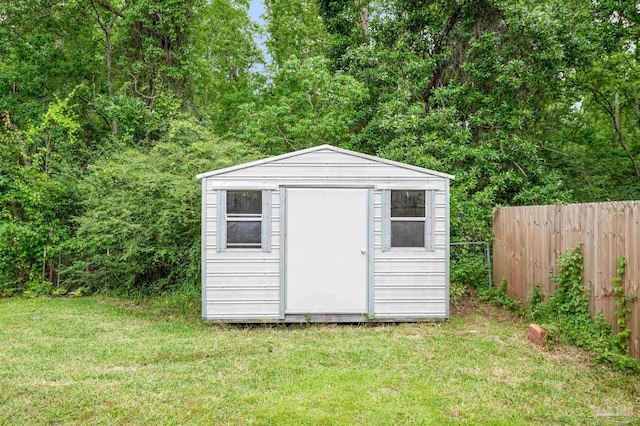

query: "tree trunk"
(614, 92), (640, 178)
(106, 22), (113, 99)
(48, 262), (54, 283)
(359, 3), (369, 36)
(89, 0), (127, 134)
(105, 20), (118, 134)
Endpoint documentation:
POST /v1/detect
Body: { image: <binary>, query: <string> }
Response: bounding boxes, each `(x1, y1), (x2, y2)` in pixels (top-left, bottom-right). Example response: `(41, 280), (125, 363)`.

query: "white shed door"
(286, 188), (368, 314)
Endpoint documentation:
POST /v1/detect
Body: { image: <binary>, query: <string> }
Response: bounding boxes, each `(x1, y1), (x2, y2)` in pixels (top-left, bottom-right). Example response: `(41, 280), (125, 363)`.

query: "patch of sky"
(249, 0), (271, 73)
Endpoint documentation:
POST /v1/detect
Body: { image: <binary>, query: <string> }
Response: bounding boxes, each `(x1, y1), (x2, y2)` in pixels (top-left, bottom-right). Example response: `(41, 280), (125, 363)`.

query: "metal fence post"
(449, 241), (493, 288)
(485, 242), (492, 288)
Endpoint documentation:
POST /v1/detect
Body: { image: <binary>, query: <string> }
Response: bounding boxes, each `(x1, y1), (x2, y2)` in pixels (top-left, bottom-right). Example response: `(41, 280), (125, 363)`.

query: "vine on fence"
(521, 245), (640, 372)
(613, 256), (636, 354)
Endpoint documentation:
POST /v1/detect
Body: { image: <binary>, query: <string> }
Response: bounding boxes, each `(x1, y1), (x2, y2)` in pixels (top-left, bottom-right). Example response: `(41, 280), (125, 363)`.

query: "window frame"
(217, 189), (271, 252)
(382, 189), (435, 251)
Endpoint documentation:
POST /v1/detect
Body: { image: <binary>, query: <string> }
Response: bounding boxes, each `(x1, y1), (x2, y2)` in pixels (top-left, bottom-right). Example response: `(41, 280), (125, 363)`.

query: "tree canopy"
(1, 0), (639, 296)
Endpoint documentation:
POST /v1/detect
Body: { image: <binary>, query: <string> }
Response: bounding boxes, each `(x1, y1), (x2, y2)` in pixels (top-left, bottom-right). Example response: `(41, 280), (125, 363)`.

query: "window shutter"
(261, 189), (271, 252)
(425, 190), (435, 251)
(381, 190), (391, 251)
(217, 189), (226, 252)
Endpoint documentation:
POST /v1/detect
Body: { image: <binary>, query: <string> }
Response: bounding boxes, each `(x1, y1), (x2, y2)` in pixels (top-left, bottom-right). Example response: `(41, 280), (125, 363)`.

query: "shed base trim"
(203, 314), (448, 324)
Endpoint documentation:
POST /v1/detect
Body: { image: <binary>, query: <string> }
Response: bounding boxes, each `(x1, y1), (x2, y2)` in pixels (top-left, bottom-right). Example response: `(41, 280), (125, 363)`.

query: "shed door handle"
(361, 249), (367, 254)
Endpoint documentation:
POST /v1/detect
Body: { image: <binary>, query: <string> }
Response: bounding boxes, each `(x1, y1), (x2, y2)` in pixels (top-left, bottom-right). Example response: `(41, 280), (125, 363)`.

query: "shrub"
(451, 245), (490, 289)
(64, 119), (259, 296)
(477, 279), (524, 314)
(449, 281), (468, 307)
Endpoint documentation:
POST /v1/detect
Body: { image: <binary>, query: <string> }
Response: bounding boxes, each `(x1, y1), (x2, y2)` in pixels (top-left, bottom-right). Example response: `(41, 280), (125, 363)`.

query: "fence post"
(450, 241), (493, 288)
(486, 242), (492, 288)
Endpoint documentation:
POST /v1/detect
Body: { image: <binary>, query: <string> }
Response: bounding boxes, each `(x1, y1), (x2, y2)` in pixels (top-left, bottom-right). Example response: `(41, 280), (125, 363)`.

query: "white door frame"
(279, 185), (375, 319)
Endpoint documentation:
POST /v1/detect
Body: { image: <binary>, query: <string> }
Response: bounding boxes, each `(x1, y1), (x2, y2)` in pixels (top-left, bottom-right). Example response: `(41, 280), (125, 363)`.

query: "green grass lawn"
(1, 297), (638, 425)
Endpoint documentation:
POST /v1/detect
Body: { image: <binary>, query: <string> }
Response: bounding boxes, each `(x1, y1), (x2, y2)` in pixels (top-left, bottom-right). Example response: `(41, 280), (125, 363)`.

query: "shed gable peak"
(195, 144), (454, 180)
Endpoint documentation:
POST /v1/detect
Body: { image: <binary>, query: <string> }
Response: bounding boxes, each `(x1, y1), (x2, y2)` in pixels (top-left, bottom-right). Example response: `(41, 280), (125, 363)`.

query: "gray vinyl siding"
(203, 188), (281, 319)
(373, 189), (447, 318)
(201, 147), (450, 321)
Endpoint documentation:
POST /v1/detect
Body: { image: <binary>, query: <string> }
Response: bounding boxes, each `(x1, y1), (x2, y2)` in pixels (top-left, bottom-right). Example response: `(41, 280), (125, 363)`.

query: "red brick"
(528, 324), (548, 347)
(528, 332), (543, 346)
(529, 324), (547, 340)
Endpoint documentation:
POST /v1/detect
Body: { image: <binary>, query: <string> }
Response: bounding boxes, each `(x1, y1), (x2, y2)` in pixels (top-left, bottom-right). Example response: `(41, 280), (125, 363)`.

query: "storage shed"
(197, 145), (454, 322)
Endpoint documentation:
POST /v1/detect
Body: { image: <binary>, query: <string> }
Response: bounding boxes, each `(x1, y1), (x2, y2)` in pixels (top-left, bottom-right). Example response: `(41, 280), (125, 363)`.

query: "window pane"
(391, 221), (425, 247)
(391, 190), (425, 217)
(227, 221), (261, 246)
(227, 191), (262, 215)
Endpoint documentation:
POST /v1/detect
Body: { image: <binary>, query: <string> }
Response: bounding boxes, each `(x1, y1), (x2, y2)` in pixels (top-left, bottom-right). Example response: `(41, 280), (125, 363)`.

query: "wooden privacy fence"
(493, 201), (640, 359)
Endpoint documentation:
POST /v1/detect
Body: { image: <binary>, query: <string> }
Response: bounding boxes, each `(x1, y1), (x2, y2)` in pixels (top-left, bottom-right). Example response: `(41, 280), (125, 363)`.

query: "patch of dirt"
(450, 293), (482, 318)
(450, 291), (519, 324)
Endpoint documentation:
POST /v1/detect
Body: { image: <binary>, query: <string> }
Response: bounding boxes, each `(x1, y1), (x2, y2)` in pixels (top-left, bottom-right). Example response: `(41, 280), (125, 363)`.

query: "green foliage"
(69, 286), (90, 298)
(451, 246), (489, 289)
(316, 1), (369, 69)
(548, 246), (589, 320)
(477, 251), (639, 372)
(237, 56), (367, 155)
(529, 283), (544, 308)
(2, 0), (640, 314)
(0, 0), (102, 123)
(612, 256), (636, 353)
(0, 159), (76, 293)
(190, 0), (262, 132)
(529, 246), (640, 372)
(22, 280), (54, 298)
(449, 281), (467, 307)
(119, 0), (207, 99)
(65, 120), (258, 296)
(0, 89), (88, 295)
(265, 0), (328, 68)
(337, 0), (576, 245)
(150, 280), (202, 317)
(556, 52), (640, 201)
(477, 279), (524, 315)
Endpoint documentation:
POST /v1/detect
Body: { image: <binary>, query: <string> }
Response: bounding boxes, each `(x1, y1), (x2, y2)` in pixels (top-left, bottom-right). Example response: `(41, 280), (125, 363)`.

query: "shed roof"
(196, 144), (455, 180)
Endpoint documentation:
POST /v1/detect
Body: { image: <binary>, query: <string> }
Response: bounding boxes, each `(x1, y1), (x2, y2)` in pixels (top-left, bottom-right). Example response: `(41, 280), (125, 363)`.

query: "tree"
(237, 56), (367, 155)
(317, 0), (370, 67)
(265, 0), (328, 68)
(537, 1), (640, 201)
(0, 125), (78, 293)
(318, 0), (597, 240)
(119, 0), (206, 107)
(0, 0), (101, 125)
(190, 0), (263, 133)
(89, 0), (131, 100)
